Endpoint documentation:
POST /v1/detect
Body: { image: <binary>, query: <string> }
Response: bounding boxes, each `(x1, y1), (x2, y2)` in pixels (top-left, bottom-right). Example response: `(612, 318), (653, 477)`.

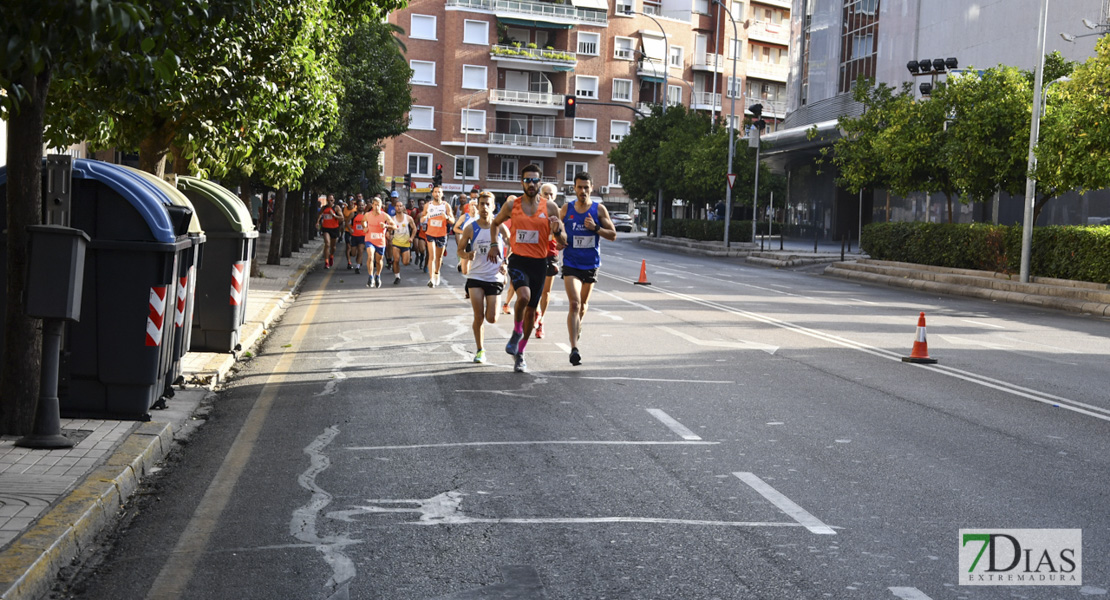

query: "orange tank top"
(509, 197), (551, 259)
(426, 202), (449, 237)
(365, 212), (391, 247)
(321, 207), (340, 228)
(351, 213), (368, 236)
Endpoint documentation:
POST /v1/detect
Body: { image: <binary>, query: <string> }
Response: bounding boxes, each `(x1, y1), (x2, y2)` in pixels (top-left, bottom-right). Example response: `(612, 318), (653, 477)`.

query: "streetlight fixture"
(906, 57), (958, 97)
(460, 89), (486, 203)
(632, 10), (670, 238)
(1061, 13), (1110, 41)
(712, 0), (739, 247)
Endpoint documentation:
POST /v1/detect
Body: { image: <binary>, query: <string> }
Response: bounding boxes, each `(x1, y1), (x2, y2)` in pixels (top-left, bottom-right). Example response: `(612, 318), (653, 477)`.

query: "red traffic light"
(564, 95), (576, 118)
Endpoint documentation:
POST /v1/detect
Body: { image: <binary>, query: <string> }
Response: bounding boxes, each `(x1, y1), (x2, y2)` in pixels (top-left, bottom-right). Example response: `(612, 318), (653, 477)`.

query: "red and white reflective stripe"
(916, 326), (928, 343)
(147, 286), (167, 346)
(175, 275), (188, 328)
(230, 261), (246, 306)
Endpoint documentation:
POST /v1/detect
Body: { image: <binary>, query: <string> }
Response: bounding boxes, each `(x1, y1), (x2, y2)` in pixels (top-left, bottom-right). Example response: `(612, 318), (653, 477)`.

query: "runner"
(343, 194), (361, 269)
(390, 199), (416, 284)
(489, 165), (568, 373)
(421, 185), (455, 287)
(348, 199), (368, 274)
(452, 195), (478, 276)
(457, 191), (511, 364)
(559, 171), (616, 366)
(534, 183), (563, 339)
(385, 191), (400, 271)
(316, 194), (344, 269)
(363, 197), (396, 288)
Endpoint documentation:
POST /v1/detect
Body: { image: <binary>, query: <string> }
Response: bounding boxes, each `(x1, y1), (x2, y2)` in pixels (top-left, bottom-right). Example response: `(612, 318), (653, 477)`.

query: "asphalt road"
(56, 237), (1110, 600)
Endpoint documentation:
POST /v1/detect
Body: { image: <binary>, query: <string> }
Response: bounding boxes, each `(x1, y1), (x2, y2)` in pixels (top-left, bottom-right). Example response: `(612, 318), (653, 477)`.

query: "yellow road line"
(145, 268), (332, 600)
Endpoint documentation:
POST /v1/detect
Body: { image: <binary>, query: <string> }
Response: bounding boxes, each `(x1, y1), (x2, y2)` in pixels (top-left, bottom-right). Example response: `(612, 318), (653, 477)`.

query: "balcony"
(747, 20), (789, 45)
(692, 53), (726, 73)
(636, 102), (658, 116)
(491, 45), (577, 72)
(747, 97), (787, 118)
(746, 60), (789, 82)
(636, 58), (667, 81)
(488, 132), (576, 150)
(486, 173), (559, 183)
(489, 88), (565, 112)
(446, 0), (608, 26)
(692, 91), (722, 111)
(750, 0), (791, 9)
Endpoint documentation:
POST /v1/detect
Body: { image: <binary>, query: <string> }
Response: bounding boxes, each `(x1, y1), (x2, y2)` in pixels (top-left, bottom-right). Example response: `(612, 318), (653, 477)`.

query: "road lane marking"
(145, 270), (335, 600)
(327, 491), (802, 529)
(594, 288), (662, 313)
(347, 440), (719, 451)
(658, 325), (779, 355)
(646, 409), (702, 440)
(889, 587), (933, 600)
(605, 272), (1110, 424)
(541, 375), (736, 384)
(556, 342), (572, 353)
(733, 472), (836, 535)
(959, 318), (1005, 329)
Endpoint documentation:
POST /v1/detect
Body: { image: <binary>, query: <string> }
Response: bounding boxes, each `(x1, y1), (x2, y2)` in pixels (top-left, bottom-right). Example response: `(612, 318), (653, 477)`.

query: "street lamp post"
(635, 10), (670, 238)
(713, 0), (739, 247)
(460, 90), (486, 203)
(1020, 0), (1049, 283)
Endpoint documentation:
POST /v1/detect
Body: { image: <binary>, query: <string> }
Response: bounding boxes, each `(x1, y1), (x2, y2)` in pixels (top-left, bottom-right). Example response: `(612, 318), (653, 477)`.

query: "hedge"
(658, 219), (782, 243)
(860, 222), (1110, 284)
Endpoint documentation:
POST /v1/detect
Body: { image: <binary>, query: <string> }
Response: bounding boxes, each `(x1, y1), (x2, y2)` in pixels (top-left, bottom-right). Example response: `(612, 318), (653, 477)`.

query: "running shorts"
(508, 255), (547, 309)
(465, 279), (505, 296)
(427, 235), (447, 248)
(561, 266), (598, 284)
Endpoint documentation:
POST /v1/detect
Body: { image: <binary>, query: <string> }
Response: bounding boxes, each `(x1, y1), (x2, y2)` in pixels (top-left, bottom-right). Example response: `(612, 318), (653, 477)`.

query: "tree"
(0, 1), (191, 435)
(685, 120), (778, 212)
(828, 79), (900, 195)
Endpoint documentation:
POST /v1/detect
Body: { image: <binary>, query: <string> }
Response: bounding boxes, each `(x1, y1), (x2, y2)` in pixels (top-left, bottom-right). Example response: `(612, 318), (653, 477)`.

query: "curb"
(0, 423), (173, 600)
(638, 238), (754, 258)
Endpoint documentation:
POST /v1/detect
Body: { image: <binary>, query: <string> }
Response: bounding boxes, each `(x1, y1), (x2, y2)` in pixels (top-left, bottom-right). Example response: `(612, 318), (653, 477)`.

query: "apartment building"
(381, 0), (790, 207)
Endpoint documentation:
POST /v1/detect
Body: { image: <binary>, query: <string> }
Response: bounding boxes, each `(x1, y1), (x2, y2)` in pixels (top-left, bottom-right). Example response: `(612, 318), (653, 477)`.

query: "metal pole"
(858, 188), (863, 253)
(715, 0), (738, 248)
(1021, 0), (1049, 283)
(711, 1), (721, 123)
(751, 141), (760, 244)
(462, 94), (471, 200)
(640, 11), (669, 238)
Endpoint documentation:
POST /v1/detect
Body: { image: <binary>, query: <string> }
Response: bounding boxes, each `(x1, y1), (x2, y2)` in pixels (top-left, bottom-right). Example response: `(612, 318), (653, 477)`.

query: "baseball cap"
(390, 190), (399, 197)
(470, 186), (481, 193)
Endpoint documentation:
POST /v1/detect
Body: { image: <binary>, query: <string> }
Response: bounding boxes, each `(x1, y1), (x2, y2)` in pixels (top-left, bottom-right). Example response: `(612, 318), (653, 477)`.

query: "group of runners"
(316, 164), (617, 372)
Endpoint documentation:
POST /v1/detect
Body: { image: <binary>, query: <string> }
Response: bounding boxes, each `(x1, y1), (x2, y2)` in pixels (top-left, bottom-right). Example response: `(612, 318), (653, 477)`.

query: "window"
(461, 109), (485, 133)
(408, 106), (434, 130)
(693, 0), (709, 13)
(611, 78), (633, 102)
(410, 60), (435, 85)
(643, 0), (660, 15)
(509, 114), (529, 135)
(726, 76), (742, 98)
(614, 37), (635, 60)
(610, 120), (630, 143)
(410, 15), (436, 40)
(463, 20), (489, 45)
(532, 115), (555, 137)
(667, 85), (681, 106)
(577, 32), (600, 56)
(730, 0), (744, 21)
(565, 162), (588, 184)
(615, 0), (634, 14)
(669, 46), (684, 69)
(608, 164), (623, 187)
(839, 0), (880, 92)
(499, 158), (518, 179)
(462, 65), (488, 90)
(454, 156), (478, 179)
(408, 153), (432, 177)
(729, 39), (743, 60)
(575, 75), (598, 99)
(573, 118), (597, 142)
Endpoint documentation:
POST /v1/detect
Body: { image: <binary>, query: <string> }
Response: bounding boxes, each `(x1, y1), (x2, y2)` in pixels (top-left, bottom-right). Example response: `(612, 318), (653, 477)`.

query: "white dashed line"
(646, 409), (702, 440)
(888, 587), (933, 600)
(733, 472), (835, 535)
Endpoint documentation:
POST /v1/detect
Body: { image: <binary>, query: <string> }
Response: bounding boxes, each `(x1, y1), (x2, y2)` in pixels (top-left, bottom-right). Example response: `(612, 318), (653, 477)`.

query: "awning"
(640, 75), (664, 83)
(498, 17), (573, 29)
(640, 35), (666, 61)
(552, 65), (576, 72)
(570, 0), (608, 9)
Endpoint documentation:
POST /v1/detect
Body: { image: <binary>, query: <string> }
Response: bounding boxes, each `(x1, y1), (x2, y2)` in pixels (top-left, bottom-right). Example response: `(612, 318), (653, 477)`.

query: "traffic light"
(404, 173), (412, 189)
(391, 178), (397, 191)
(749, 103), (763, 119)
(564, 95), (576, 118)
(433, 164), (443, 187)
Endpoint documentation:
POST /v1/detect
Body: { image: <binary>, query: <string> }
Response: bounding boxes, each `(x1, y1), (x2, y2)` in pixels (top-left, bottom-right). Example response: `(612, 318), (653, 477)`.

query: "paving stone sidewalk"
(0, 232), (323, 600)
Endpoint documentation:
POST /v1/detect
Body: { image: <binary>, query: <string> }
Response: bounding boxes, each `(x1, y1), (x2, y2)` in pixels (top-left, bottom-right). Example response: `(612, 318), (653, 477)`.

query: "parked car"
(611, 212), (635, 232)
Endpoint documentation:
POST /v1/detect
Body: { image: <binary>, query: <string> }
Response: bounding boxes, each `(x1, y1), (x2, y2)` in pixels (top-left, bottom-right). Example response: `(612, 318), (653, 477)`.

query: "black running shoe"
(569, 347), (581, 366)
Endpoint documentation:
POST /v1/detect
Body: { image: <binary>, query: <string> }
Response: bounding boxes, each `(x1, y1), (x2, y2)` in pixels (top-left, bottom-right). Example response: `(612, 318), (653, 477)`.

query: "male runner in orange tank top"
(489, 164), (568, 373)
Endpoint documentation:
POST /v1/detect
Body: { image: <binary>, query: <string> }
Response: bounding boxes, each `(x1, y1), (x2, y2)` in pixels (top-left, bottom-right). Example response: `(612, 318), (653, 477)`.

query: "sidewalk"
(0, 232), (324, 600)
(638, 235), (1110, 317)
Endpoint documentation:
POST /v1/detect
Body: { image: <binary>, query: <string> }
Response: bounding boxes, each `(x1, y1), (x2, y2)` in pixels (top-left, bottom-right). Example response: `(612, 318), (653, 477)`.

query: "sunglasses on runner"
(521, 177), (542, 184)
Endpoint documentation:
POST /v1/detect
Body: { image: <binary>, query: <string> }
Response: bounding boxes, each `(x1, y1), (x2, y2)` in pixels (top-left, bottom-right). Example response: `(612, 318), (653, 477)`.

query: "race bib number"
(430, 218), (444, 228)
(478, 243), (490, 256)
(515, 229), (540, 245)
(370, 232), (384, 241)
(572, 235), (594, 249)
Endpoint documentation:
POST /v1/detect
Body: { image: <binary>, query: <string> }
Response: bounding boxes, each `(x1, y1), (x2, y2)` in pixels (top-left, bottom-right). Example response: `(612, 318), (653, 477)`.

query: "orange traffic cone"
(901, 311), (938, 364)
(634, 259), (651, 285)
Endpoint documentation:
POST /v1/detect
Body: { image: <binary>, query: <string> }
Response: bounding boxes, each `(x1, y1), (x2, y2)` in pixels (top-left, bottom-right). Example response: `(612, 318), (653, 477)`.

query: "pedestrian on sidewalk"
(559, 171), (616, 366)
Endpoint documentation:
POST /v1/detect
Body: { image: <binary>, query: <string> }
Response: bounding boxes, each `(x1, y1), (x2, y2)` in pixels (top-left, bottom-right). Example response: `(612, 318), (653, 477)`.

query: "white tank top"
(466, 221), (506, 283)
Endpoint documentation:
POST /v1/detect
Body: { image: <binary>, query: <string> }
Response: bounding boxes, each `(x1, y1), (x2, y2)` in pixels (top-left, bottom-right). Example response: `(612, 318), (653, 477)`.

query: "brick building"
(381, 0), (790, 210)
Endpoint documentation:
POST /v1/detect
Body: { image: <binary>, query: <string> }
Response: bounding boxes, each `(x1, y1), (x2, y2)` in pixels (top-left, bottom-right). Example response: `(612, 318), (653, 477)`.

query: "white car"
(611, 212), (635, 232)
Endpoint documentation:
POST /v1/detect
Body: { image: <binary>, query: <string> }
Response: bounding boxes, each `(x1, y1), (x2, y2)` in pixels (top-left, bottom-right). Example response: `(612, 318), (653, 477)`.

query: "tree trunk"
(1, 69), (51, 436)
(240, 182), (263, 278)
(292, 188), (304, 252)
(138, 123), (174, 177)
(281, 187), (294, 258)
(267, 187), (287, 265)
(946, 193), (954, 224)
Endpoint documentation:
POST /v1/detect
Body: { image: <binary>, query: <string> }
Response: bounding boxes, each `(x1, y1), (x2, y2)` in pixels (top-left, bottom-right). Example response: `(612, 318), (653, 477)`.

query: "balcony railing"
(747, 20), (789, 45)
(637, 58), (667, 79)
(692, 91), (722, 108)
(488, 132), (575, 149)
(693, 53), (726, 73)
(747, 97), (787, 116)
(446, 0), (608, 25)
(486, 173), (559, 183)
(491, 45), (577, 66)
(746, 60), (789, 81)
(751, 0), (791, 9)
(489, 88), (564, 108)
(636, 102), (658, 116)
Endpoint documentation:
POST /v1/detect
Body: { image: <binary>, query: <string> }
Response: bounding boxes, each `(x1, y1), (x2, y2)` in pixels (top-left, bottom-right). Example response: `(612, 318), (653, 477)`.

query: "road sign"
(726, 173), (737, 189)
